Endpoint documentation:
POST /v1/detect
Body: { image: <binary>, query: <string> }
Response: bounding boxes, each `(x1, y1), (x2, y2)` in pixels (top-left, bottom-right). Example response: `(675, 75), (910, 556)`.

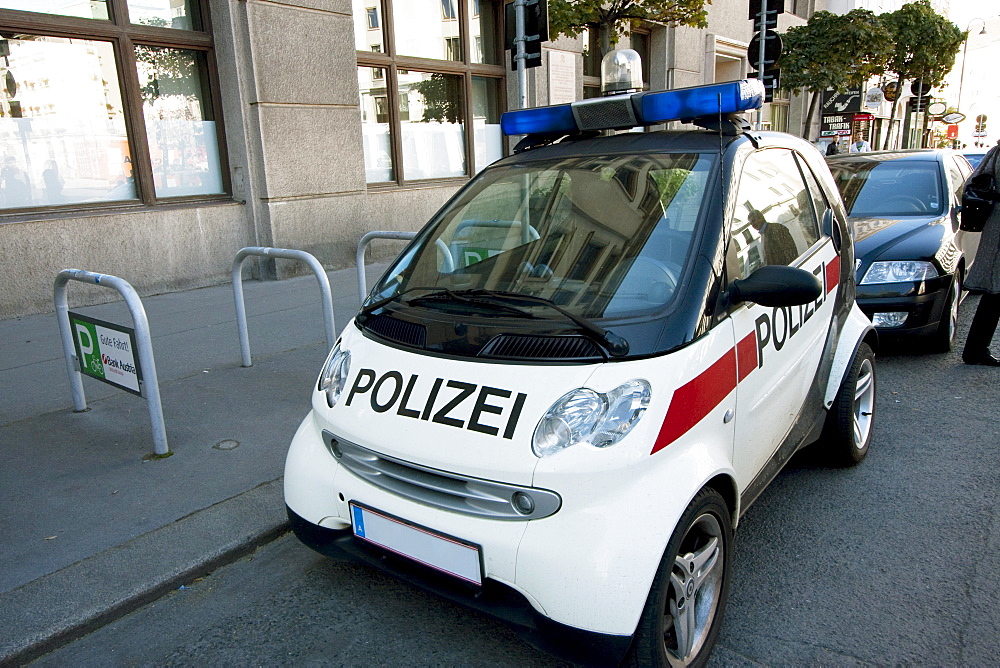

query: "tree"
(779, 9), (892, 139)
(880, 0), (964, 148)
(548, 0), (709, 58)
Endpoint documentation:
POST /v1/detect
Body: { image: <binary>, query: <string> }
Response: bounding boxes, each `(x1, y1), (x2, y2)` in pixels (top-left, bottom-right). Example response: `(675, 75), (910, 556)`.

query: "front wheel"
(627, 489), (732, 667)
(822, 342), (876, 466)
(930, 274), (960, 352)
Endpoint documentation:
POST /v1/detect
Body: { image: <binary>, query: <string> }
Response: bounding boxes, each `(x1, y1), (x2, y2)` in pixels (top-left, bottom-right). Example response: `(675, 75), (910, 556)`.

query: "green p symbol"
(74, 320), (105, 379)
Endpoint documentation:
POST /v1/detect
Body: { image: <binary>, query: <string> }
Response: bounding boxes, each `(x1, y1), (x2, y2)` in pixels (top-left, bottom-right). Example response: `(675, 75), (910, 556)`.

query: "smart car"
(285, 76), (877, 666)
(826, 149), (976, 351)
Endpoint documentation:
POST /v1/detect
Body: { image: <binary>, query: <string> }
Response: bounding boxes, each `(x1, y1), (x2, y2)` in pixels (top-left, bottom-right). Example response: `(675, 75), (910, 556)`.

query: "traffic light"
(505, 0), (548, 70)
(749, 0), (784, 102)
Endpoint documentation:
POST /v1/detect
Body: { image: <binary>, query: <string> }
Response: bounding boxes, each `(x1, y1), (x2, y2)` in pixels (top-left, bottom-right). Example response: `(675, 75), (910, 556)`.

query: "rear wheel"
(627, 489), (732, 667)
(930, 274), (960, 352)
(822, 342), (876, 466)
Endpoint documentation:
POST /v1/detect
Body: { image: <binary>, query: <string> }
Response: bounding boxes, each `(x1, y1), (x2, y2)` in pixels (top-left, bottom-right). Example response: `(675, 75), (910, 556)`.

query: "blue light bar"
(638, 80), (765, 124)
(500, 79), (765, 137)
(500, 103), (577, 136)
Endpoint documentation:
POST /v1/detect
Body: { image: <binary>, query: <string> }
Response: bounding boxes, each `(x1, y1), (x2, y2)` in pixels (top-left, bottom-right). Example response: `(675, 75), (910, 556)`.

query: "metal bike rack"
(54, 269), (170, 456)
(356, 231), (416, 304)
(232, 247), (336, 367)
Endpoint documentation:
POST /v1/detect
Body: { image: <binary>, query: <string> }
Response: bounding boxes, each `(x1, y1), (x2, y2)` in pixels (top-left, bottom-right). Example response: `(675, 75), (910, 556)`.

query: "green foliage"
(548, 0), (709, 53)
(882, 0), (964, 88)
(779, 9), (892, 96)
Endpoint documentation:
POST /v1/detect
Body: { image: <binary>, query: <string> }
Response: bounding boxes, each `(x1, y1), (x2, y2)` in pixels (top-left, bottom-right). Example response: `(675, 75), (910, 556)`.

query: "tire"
(627, 489), (732, 668)
(822, 342), (876, 466)
(930, 274), (960, 352)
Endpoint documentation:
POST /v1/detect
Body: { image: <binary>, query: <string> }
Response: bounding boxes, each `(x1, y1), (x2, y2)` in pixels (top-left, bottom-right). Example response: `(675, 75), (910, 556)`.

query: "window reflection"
(359, 66), (394, 183)
(127, 0), (202, 30)
(468, 0), (498, 64)
(392, 0), (462, 61)
(134, 46), (222, 197)
(0, 37), (135, 210)
(0, 1), (108, 20)
(399, 71), (465, 179)
(354, 0), (385, 51)
(472, 77), (501, 173)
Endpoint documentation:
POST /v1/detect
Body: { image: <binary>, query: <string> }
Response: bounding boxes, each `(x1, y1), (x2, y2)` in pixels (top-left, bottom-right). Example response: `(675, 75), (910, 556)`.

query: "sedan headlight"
(317, 342), (351, 408)
(532, 380), (651, 457)
(860, 260), (937, 284)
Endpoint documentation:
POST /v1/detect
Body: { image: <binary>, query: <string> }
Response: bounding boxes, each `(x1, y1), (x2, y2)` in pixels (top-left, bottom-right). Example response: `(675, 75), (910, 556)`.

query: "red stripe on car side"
(651, 348), (737, 455)
(825, 254), (841, 294)
(736, 330), (758, 382)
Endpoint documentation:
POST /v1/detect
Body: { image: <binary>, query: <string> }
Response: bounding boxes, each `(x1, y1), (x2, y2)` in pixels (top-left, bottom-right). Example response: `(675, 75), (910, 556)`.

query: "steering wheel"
(621, 256), (680, 304)
(882, 195), (928, 213)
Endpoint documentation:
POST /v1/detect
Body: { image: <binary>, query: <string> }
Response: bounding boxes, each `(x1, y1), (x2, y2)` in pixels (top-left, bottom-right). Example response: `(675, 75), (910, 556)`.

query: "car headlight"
(532, 379), (651, 457)
(860, 260), (937, 284)
(317, 342), (351, 408)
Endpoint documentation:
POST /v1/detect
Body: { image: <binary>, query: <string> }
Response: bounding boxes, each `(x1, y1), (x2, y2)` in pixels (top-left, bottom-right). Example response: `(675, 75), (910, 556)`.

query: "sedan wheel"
(931, 274), (960, 352)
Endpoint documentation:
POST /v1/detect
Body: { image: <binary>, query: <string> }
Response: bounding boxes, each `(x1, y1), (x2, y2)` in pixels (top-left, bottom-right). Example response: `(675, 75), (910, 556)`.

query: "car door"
(949, 155), (980, 264)
(726, 147), (840, 488)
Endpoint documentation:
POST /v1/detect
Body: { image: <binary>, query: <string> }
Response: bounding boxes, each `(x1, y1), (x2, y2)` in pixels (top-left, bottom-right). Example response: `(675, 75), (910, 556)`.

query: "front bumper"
(855, 275), (952, 336)
(287, 505), (631, 665)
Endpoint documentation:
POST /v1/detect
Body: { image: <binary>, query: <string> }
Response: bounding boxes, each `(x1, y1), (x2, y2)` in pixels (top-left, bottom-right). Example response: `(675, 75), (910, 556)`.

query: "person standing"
(849, 132), (871, 152)
(962, 142), (1000, 366)
(826, 140), (840, 156)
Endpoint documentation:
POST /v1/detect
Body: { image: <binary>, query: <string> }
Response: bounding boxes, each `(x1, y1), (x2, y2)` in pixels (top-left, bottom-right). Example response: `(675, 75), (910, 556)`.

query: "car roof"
(493, 128), (816, 166)
(826, 148), (957, 163)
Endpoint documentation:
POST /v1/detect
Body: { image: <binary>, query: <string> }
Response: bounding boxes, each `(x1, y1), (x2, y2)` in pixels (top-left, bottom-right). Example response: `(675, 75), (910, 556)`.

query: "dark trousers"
(964, 292), (1000, 358)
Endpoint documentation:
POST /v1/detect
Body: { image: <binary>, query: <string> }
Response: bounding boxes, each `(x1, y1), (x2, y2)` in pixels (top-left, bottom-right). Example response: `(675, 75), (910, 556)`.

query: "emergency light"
(500, 79), (765, 137)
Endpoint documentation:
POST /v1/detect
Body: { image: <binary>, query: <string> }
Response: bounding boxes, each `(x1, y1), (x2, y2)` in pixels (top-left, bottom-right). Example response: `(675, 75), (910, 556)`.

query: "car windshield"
(828, 157), (944, 217)
(368, 152), (716, 321)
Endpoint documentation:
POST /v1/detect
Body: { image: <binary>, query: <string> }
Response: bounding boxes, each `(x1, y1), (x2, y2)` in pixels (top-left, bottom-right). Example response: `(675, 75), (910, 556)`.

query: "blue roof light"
(500, 79), (765, 137)
(638, 80), (765, 124)
(500, 103), (577, 136)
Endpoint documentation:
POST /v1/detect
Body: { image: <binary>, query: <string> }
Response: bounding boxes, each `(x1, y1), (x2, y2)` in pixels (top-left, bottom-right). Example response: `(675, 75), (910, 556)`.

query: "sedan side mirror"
(729, 264), (823, 307)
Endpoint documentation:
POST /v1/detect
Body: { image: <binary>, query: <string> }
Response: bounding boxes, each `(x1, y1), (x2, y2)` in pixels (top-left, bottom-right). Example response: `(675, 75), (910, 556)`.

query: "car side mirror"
(729, 265), (823, 307)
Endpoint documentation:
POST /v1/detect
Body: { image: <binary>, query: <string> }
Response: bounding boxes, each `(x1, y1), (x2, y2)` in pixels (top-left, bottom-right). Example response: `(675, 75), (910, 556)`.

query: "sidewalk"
(0, 263), (386, 665)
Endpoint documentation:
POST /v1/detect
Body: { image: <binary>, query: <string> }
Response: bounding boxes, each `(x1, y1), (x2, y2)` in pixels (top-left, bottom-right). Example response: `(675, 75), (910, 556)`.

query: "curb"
(0, 479), (288, 667)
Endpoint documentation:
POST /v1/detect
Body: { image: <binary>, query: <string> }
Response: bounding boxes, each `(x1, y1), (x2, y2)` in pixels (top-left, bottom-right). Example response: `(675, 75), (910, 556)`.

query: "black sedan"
(826, 149), (976, 351)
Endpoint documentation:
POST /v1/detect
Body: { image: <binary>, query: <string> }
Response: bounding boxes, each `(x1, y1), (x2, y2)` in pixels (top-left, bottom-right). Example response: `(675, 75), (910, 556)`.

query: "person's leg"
(963, 292), (1000, 365)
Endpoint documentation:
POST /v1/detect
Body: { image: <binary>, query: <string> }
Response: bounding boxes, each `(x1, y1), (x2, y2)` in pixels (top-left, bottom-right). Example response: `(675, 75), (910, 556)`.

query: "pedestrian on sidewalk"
(962, 141), (1000, 366)
(849, 132), (871, 153)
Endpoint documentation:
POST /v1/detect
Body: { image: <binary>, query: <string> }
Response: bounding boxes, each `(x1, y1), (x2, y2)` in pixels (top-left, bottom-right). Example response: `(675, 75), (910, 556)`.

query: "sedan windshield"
(367, 152), (716, 322)
(828, 157), (944, 217)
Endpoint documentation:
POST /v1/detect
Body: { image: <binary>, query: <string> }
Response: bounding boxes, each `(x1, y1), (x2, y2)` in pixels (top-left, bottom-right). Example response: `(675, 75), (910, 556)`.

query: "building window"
(367, 7), (379, 29)
(630, 30), (650, 89)
(356, 0), (504, 185)
(582, 24), (601, 99)
(0, 0), (225, 213)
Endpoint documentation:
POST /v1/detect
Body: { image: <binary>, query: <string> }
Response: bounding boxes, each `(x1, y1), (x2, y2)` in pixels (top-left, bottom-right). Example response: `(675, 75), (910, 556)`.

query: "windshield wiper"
(358, 286), (438, 316)
(453, 289), (630, 357)
(406, 289), (535, 318)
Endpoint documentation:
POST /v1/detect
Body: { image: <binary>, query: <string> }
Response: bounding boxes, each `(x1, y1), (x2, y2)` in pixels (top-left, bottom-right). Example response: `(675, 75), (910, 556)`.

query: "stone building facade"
(0, 0), (818, 319)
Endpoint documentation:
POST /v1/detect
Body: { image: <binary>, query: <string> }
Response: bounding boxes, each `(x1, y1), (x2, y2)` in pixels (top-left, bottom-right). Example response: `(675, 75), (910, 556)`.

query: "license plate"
(350, 502), (483, 586)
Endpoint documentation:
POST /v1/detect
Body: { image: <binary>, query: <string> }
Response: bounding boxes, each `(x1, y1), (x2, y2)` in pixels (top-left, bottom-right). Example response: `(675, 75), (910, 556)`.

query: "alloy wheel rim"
(948, 280), (960, 343)
(662, 512), (724, 666)
(852, 358), (875, 449)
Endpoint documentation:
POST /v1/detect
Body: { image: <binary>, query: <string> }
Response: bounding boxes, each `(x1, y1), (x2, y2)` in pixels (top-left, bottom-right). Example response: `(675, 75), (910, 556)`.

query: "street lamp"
(957, 18), (988, 114)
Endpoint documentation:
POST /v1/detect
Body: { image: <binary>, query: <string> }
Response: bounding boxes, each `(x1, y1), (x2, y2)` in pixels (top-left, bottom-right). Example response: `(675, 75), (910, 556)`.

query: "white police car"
(285, 74), (877, 666)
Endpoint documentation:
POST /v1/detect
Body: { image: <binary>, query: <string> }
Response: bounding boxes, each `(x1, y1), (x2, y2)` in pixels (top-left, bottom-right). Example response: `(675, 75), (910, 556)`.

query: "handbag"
(962, 149), (1000, 232)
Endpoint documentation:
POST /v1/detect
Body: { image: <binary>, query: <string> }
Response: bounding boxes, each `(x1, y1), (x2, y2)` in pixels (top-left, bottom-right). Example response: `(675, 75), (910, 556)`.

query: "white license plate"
(350, 502), (483, 586)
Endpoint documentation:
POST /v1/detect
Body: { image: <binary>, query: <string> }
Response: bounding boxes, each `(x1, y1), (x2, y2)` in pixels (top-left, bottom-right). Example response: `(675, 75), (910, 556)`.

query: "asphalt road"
(31, 299), (1000, 666)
